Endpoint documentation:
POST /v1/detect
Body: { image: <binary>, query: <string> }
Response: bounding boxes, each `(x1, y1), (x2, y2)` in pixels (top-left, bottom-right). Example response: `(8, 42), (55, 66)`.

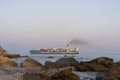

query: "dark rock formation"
(23, 67), (80, 80)
(0, 56), (18, 67)
(55, 57), (79, 68)
(107, 62), (120, 79)
(96, 76), (118, 80)
(0, 67), (80, 80)
(76, 57), (113, 72)
(0, 46), (20, 58)
(75, 62), (91, 71)
(90, 57), (113, 68)
(44, 61), (59, 69)
(51, 71), (80, 80)
(3, 54), (20, 58)
(0, 67), (42, 80)
(23, 73), (50, 80)
(20, 58), (43, 68)
(51, 67), (80, 80)
(43, 61), (60, 76)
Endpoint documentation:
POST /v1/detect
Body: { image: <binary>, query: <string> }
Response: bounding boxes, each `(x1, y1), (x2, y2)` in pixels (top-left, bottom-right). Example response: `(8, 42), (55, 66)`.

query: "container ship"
(30, 44), (79, 54)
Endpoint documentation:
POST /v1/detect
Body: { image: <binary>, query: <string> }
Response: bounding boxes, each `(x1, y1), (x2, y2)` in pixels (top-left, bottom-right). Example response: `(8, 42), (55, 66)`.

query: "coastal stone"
(85, 63), (109, 71)
(43, 61), (60, 76)
(51, 67), (80, 80)
(0, 46), (20, 58)
(3, 53), (20, 58)
(0, 67), (43, 80)
(23, 73), (50, 80)
(107, 62), (120, 79)
(22, 67), (80, 80)
(51, 72), (80, 80)
(44, 61), (59, 69)
(76, 63), (109, 72)
(76, 57), (113, 72)
(96, 76), (118, 80)
(20, 58), (43, 68)
(0, 56), (18, 67)
(0, 67), (80, 80)
(89, 57), (113, 68)
(75, 62), (90, 71)
(55, 57), (79, 68)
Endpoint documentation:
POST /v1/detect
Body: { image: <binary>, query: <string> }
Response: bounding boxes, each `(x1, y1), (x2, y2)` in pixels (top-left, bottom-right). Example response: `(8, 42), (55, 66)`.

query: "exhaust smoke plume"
(68, 38), (87, 46)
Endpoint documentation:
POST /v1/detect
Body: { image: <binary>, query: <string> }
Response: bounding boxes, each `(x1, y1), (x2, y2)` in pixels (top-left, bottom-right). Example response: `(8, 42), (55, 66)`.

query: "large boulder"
(85, 63), (109, 71)
(20, 58), (43, 68)
(76, 57), (113, 72)
(43, 61), (60, 76)
(89, 57), (113, 68)
(55, 58), (79, 68)
(0, 66), (80, 80)
(0, 67), (47, 80)
(0, 46), (20, 58)
(23, 73), (50, 80)
(75, 65), (90, 71)
(51, 72), (80, 80)
(0, 56), (18, 67)
(96, 76), (118, 80)
(23, 67), (80, 80)
(44, 61), (58, 69)
(107, 62), (120, 79)
(4, 54), (20, 58)
(76, 62), (109, 72)
(51, 67), (80, 80)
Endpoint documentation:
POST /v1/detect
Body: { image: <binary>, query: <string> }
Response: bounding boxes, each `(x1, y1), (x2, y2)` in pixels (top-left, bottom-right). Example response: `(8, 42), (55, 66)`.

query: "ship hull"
(30, 50), (79, 54)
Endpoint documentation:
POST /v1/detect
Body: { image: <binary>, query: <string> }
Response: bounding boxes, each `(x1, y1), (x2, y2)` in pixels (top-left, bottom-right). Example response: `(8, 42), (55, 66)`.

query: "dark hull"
(30, 50), (79, 54)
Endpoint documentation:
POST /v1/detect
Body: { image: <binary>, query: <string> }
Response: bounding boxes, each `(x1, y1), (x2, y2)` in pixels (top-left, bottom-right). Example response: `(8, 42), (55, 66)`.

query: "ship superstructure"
(30, 44), (79, 54)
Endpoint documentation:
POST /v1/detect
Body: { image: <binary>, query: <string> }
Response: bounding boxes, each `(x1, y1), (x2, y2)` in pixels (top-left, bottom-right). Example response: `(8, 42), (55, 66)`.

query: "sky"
(0, 0), (120, 55)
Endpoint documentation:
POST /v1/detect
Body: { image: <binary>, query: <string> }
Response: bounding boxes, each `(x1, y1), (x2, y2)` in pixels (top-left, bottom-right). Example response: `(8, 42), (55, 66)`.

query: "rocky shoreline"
(0, 57), (80, 80)
(0, 46), (20, 58)
(0, 56), (120, 80)
(0, 47), (120, 80)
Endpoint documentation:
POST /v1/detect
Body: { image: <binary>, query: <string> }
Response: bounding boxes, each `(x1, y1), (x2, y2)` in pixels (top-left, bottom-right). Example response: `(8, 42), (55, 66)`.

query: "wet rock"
(4, 54), (20, 58)
(52, 72), (80, 80)
(51, 67), (80, 80)
(47, 56), (54, 58)
(22, 67), (80, 80)
(20, 58), (43, 68)
(23, 73), (50, 80)
(21, 55), (28, 57)
(75, 62), (91, 71)
(43, 61), (60, 76)
(107, 62), (120, 79)
(0, 64), (80, 80)
(0, 56), (18, 67)
(44, 61), (58, 69)
(76, 57), (113, 72)
(0, 46), (20, 58)
(76, 62), (109, 72)
(85, 63), (109, 71)
(0, 67), (43, 80)
(55, 58), (79, 68)
(59, 67), (73, 73)
(90, 57), (113, 68)
(96, 76), (118, 80)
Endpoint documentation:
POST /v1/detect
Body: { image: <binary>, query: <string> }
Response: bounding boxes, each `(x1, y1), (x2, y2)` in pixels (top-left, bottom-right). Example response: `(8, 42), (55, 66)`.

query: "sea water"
(11, 54), (120, 80)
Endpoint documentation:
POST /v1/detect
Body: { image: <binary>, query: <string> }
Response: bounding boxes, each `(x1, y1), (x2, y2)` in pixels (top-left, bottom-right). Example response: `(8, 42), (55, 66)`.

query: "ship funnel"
(65, 44), (70, 52)
(75, 46), (79, 52)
